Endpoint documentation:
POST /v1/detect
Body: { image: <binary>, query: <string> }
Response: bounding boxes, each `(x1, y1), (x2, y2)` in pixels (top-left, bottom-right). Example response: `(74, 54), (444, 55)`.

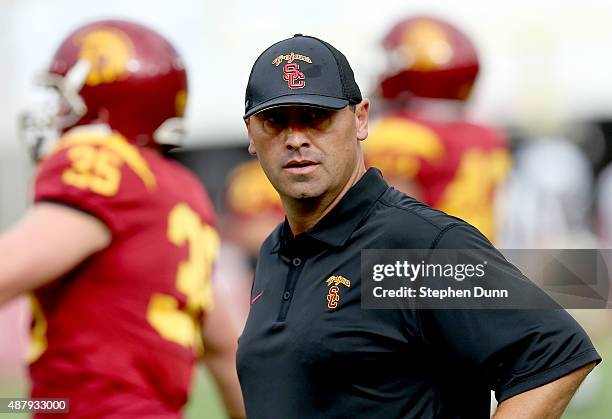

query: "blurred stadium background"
(1, 0), (612, 417)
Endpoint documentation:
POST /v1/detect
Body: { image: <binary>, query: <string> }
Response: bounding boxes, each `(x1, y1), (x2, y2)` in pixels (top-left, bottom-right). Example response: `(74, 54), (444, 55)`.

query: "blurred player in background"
(213, 159), (284, 329)
(498, 138), (596, 249)
(498, 137), (612, 411)
(595, 163), (612, 309)
(0, 19), (244, 418)
(365, 16), (511, 242)
(596, 162), (612, 249)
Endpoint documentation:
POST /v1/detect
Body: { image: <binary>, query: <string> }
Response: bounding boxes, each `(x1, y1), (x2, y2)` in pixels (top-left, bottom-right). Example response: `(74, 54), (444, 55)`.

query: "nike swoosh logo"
(251, 290), (264, 305)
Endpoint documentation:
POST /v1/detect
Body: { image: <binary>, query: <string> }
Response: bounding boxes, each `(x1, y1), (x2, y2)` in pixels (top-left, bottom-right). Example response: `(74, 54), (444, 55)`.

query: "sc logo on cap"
(283, 63), (305, 89)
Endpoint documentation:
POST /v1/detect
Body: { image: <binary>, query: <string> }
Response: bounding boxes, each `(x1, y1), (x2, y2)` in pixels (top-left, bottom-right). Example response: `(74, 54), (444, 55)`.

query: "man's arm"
(201, 290), (246, 419)
(493, 362), (597, 419)
(0, 202), (111, 305)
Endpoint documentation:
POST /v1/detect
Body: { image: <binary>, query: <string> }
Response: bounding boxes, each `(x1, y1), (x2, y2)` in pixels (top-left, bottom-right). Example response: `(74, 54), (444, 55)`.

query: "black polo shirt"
(236, 168), (601, 419)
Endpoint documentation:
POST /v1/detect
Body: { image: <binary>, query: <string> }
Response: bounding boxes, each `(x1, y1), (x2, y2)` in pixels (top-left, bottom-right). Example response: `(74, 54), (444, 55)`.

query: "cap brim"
(244, 95), (349, 119)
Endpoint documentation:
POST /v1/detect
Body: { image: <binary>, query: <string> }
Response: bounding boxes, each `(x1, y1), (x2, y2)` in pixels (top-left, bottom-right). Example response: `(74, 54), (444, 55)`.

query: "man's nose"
(284, 122), (310, 150)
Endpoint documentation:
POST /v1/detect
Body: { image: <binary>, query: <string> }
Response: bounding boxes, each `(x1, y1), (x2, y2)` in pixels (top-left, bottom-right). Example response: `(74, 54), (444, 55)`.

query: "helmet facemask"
(19, 59), (90, 161)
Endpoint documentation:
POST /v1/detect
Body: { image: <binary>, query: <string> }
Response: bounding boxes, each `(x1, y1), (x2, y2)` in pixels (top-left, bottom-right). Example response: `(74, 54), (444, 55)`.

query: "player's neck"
(284, 162), (366, 236)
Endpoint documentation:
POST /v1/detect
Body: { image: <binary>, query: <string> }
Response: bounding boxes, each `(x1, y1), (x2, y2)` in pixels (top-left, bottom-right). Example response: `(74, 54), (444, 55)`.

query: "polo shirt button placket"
(277, 254), (306, 322)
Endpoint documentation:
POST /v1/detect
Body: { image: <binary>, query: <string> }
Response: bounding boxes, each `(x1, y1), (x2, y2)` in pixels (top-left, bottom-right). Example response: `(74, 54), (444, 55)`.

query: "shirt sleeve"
(418, 223), (602, 403)
(34, 144), (150, 237)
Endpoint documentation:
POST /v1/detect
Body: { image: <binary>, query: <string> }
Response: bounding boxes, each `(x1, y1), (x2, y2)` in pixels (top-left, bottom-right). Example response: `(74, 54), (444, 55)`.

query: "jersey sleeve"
(34, 143), (153, 237)
(418, 224), (602, 403)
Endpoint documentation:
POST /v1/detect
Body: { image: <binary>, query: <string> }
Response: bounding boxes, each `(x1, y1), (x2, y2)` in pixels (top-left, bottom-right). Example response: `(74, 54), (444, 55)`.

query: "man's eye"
(263, 112), (287, 126)
(302, 109), (332, 126)
(304, 111), (319, 122)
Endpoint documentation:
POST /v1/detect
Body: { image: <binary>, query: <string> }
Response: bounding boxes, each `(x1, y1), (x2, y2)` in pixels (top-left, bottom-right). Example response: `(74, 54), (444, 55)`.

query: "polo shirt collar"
(273, 168), (389, 253)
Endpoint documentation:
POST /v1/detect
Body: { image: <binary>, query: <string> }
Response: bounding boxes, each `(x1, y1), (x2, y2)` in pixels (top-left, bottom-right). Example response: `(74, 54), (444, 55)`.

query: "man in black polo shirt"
(237, 34), (601, 419)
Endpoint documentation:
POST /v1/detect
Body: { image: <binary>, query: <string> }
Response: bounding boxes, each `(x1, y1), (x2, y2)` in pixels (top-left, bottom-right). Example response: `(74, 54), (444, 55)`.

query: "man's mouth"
(284, 160), (318, 168)
(283, 160), (320, 174)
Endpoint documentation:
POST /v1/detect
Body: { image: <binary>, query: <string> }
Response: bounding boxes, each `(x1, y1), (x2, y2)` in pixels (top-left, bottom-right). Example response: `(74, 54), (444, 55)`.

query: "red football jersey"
(365, 112), (511, 241)
(29, 127), (219, 418)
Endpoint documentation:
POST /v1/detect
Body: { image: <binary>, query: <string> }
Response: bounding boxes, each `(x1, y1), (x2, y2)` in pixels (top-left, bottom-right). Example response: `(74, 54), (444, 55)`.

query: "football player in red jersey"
(365, 16), (511, 241)
(0, 20), (244, 418)
(215, 160), (285, 329)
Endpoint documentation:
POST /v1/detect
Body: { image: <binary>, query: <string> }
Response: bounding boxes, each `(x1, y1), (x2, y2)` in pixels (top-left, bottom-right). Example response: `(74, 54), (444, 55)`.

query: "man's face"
(246, 101), (369, 203)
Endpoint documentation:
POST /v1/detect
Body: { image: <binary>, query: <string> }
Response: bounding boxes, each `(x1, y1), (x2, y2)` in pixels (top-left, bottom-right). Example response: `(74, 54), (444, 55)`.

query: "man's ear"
(245, 118), (257, 156)
(355, 99), (370, 142)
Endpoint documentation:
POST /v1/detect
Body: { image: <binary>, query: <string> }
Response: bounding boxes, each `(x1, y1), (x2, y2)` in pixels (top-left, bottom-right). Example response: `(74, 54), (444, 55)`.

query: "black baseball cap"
(244, 34), (362, 118)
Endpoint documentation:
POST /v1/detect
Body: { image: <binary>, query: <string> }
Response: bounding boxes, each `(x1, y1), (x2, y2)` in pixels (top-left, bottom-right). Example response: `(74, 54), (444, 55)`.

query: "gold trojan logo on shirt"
(325, 275), (351, 309)
(75, 28), (134, 86)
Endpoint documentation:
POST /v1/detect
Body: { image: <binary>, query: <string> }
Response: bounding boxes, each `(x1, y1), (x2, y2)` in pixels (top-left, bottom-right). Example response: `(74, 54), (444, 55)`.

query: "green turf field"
(561, 336), (612, 419)
(184, 366), (228, 419)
